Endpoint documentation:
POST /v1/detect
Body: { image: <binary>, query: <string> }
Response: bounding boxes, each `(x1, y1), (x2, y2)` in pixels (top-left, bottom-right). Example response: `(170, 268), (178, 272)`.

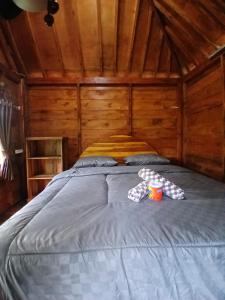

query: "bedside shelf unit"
(26, 137), (67, 200)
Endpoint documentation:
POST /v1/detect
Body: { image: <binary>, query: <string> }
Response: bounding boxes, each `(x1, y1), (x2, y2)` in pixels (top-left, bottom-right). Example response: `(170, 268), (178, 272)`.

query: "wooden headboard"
(80, 135), (158, 163)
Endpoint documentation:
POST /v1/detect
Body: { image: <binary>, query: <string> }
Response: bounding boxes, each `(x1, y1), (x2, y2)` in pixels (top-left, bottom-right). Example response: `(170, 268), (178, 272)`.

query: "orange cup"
(148, 181), (163, 201)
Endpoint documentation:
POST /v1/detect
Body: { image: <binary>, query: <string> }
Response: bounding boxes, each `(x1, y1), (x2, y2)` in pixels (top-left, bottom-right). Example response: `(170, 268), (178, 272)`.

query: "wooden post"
(128, 84), (133, 136)
(176, 80), (183, 164)
(77, 84), (81, 156)
(220, 54), (225, 181)
(182, 81), (187, 166)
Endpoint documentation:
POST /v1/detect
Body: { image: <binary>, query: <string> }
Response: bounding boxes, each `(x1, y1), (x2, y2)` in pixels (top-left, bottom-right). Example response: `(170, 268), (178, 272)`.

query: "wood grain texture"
(28, 88), (78, 167)
(80, 135), (157, 162)
(132, 86), (180, 160)
(3, 0), (181, 79)
(183, 60), (224, 179)
(2, 1), (225, 78)
(81, 86), (129, 151)
(27, 83), (181, 165)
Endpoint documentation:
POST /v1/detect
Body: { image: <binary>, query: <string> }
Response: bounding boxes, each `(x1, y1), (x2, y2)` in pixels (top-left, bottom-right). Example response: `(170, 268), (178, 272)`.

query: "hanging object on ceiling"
(0, 0), (59, 26)
(0, 0), (22, 19)
(44, 0), (59, 26)
(12, 0), (48, 12)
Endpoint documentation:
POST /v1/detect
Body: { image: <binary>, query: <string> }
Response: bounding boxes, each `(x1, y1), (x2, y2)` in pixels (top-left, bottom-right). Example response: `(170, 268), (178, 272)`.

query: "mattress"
(0, 164), (225, 300)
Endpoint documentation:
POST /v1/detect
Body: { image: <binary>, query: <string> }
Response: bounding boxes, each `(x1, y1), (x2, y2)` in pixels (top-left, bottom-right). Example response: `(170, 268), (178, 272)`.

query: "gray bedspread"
(0, 164), (225, 300)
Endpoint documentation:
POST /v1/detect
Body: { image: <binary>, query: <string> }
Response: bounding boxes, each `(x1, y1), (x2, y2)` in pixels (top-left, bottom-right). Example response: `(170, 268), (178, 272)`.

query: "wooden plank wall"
(132, 86), (181, 159)
(183, 58), (224, 180)
(27, 83), (181, 167)
(27, 88), (78, 167)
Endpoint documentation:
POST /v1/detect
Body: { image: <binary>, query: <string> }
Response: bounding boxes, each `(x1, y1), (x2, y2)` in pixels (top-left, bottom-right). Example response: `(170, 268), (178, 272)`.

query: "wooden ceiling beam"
(52, 26), (66, 76)
(154, 0), (219, 50)
(25, 12), (46, 78)
(196, 0), (225, 32)
(26, 76), (179, 86)
(0, 21), (27, 75)
(210, 45), (225, 60)
(97, 0), (103, 75)
(184, 56), (220, 82)
(0, 24), (16, 70)
(170, 42), (190, 75)
(150, 0), (183, 77)
(140, 6), (153, 76)
(127, 0), (141, 74)
(165, 26), (196, 68)
(168, 47), (172, 76)
(155, 34), (164, 75)
(154, 1), (208, 62)
(73, 0), (85, 76)
(0, 62), (21, 83)
(113, 0), (119, 76)
(213, 0), (225, 14)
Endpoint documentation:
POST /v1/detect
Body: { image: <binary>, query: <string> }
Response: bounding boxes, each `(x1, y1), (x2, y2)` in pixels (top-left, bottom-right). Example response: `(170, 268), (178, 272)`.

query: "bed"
(0, 136), (225, 300)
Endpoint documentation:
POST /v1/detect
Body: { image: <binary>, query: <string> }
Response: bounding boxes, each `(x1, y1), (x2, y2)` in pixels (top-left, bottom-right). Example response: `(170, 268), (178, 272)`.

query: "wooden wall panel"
(81, 86), (129, 150)
(27, 83), (181, 167)
(28, 88), (78, 167)
(184, 61), (224, 179)
(132, 86), (181, 160)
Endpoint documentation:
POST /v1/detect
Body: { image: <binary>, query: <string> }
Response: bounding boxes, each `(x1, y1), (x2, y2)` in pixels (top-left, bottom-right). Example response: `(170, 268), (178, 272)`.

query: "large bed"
(0, 137), (225, 300)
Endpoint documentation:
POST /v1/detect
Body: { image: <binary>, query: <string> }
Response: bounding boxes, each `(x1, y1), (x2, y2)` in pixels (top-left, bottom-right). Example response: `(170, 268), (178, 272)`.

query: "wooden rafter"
(0, 62), (21, 83)
(154, 0), (219, 50)
(154, 27), (163, 76)
(212, 0), (225, 14)
(165, 25), (197, 67)
(52, 25), (66, 76)
(150, 0), (183, 76)
(0, 24), (15, 70)
(1, 21), (27, 74)
(167, 46), (172, 75)
(154, 1), (208, 60)
(27, 76), (178, 86)
(141, 8), (153, 75)
(113, 0), (119, 76)
(127, 0), (141, 74)
(170, 41), (190, 75)
(72, 0), (85, 76)
(97, 0), (103, 75)
(196, 0), (225, 32)
(25, 12), (46, 78)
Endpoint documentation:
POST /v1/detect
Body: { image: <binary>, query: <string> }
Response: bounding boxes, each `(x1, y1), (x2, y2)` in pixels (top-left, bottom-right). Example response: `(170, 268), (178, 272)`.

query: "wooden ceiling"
(1, 0), (225, 81)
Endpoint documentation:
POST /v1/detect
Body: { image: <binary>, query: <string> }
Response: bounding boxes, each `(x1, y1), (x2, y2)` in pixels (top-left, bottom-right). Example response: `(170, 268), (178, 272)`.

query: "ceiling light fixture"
(0, 0), (59, 26)
(12, 0), (48, 12)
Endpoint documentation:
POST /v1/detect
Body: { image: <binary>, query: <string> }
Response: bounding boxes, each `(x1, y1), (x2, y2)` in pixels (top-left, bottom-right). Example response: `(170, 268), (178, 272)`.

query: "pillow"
(124, 154), (170, 166)
(74, 156), (118, 168)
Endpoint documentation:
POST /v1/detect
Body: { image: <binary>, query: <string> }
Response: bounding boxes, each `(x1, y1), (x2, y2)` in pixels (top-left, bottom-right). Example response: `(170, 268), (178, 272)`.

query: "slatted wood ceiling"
(1, 0), (225, 80)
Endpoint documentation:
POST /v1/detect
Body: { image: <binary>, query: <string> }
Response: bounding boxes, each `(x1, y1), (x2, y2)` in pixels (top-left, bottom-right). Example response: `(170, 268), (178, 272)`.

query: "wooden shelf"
(28, 174), (56, 180)
(26, 137), (67, 200)
(28, 156), (62, 160)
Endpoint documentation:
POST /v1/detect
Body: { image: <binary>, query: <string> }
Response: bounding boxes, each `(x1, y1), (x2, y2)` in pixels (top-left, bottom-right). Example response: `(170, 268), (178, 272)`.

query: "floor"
(0, 201), (26, 225)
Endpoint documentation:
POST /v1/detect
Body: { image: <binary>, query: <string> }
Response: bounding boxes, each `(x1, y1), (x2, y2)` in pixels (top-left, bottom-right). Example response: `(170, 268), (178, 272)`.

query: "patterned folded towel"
(138, 168), (185, 200)
(128, 181), (148, 202)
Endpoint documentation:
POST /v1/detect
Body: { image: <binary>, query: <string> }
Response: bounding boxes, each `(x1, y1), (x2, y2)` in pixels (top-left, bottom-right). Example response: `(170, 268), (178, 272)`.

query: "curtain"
(0, 99), (14, 181)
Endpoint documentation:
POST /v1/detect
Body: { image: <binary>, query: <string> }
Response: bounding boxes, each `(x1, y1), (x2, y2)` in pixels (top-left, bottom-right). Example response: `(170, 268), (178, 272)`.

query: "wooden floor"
(0, 201), (26, 225)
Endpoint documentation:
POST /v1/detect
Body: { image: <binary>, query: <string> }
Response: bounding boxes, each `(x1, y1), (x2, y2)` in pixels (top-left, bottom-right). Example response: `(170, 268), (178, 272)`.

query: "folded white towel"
(128, 181), (148, 202)
(138, 168), (185, 200)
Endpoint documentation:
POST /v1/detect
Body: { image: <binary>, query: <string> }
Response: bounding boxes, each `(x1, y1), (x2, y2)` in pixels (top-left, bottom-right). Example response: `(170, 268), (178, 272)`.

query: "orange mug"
(148, 181), (163, 201)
